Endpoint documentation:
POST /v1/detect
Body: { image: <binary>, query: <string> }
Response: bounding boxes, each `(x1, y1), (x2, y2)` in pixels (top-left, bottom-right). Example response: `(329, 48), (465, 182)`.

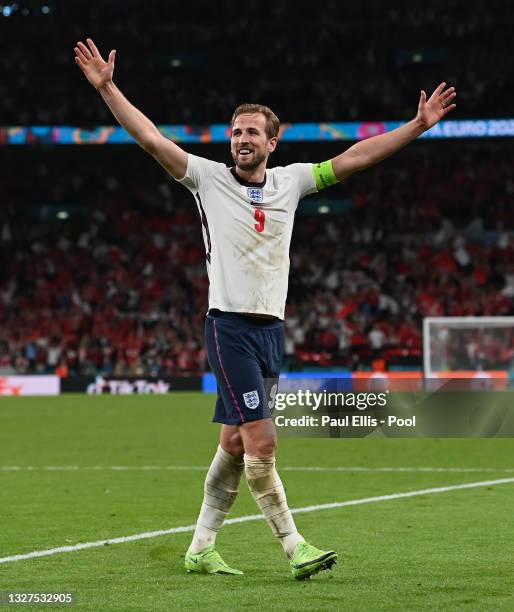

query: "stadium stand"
(1, 140), (513, 375)
(1, 0), (513, 125)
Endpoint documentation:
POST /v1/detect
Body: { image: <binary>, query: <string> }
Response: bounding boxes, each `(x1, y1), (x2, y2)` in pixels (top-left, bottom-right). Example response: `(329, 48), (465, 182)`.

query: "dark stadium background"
(1, 0), (513, 380)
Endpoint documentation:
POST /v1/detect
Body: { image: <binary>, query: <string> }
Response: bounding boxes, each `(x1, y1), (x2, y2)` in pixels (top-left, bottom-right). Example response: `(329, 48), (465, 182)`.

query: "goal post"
(423, 316), (514, 379)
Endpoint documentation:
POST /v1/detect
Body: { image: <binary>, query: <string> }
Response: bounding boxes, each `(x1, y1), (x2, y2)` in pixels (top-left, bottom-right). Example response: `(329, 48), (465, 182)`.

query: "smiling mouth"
(238, 149), (253, 156)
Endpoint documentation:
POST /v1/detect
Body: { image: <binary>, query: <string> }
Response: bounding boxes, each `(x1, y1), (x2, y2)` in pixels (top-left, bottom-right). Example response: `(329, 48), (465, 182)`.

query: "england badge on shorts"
(243, 390), (260, 409)
(247, 187), (263, 203)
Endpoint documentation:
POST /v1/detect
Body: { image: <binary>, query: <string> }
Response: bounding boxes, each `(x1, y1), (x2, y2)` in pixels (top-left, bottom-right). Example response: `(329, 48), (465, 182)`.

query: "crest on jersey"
(243, 390), (260, 409)
(247, 187), (263, 203)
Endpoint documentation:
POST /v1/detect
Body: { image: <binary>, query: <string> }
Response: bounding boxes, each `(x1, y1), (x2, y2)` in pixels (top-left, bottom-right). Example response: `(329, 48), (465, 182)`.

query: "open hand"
(416, 82), (456, 130)
(74, 38), (115, 90)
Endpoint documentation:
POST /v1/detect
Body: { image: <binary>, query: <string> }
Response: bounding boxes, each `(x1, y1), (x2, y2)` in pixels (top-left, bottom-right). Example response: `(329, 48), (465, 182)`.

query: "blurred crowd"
(1, 0), (513, 125)
(1, 141), (512, 376)
(429, 327), (514, 372)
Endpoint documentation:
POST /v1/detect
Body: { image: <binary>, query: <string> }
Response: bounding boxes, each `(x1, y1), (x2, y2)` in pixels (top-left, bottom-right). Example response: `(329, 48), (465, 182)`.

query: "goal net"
(423, 317), (514, 380)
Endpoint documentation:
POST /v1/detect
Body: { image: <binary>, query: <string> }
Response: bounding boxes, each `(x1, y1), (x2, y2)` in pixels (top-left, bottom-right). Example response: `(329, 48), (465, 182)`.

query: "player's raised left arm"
(330, 82), (457, 181)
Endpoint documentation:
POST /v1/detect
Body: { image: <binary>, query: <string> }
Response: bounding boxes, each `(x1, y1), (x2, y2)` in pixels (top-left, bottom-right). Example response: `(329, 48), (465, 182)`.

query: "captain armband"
(313, 159), (338, 191)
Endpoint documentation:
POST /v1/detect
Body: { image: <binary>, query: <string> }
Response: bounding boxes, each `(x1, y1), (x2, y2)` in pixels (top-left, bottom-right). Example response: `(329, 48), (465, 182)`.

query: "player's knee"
(223, 441), (245, 458)
(222, 436), (245, 458)
(246, 436), (277, 459)
(240, 419), (277, 458)
(220, 426), (245, 458)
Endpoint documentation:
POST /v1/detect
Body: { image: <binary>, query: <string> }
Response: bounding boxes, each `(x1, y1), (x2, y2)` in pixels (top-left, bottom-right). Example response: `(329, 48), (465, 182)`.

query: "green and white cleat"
(290, 542), (338, 580)
(184, 545), (244, 575)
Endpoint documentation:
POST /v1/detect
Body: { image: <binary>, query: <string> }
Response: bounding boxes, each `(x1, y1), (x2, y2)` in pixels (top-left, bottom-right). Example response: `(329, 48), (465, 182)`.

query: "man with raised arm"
(75, 38), (456, 580)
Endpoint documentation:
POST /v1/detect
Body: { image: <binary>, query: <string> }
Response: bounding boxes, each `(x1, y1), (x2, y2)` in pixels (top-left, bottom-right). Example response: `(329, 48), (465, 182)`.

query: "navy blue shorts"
(205, 310), (284, 425)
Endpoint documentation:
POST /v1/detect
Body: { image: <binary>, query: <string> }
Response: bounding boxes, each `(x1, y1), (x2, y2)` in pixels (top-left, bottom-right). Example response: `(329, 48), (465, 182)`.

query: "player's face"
(231, 113), (277, 172)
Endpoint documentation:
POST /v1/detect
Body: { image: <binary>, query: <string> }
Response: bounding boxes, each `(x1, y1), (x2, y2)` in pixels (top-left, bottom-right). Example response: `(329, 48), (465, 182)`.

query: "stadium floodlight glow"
(3, 2), (17, 14)
(423, 316), (514, 379)
(56, 211), (69, 220)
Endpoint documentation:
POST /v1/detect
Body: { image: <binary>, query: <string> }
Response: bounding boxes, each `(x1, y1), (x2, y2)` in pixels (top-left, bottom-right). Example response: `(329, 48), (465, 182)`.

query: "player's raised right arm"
(74, 38), (187, 180)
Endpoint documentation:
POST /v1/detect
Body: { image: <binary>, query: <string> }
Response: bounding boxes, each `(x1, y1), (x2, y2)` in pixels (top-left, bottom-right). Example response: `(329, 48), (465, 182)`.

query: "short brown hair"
(231, 104), (280, 139)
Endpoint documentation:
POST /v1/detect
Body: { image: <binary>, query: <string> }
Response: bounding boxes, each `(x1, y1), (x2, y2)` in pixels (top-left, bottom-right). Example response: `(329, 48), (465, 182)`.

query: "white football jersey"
(176, 154), (317, 319)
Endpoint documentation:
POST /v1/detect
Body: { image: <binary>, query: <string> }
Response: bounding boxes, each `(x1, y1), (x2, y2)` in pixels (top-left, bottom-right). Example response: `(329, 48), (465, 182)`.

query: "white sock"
(188, 445), (244, 554)
(244, 454), (305, 559)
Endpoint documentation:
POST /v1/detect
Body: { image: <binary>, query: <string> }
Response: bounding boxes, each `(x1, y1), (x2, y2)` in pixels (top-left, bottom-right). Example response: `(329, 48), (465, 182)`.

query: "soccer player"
(75, 38), (456, 579)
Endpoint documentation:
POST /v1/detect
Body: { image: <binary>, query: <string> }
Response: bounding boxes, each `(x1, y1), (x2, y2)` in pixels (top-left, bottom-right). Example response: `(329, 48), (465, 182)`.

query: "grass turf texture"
(0, 394), (513, 611)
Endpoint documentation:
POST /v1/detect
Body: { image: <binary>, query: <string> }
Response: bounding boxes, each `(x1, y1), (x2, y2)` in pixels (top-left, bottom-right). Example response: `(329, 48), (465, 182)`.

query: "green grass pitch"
(1, 393), (514, 611)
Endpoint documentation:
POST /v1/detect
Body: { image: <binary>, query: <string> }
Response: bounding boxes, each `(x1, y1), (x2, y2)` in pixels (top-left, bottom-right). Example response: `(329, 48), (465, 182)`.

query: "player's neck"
(234, 164), (266, 185)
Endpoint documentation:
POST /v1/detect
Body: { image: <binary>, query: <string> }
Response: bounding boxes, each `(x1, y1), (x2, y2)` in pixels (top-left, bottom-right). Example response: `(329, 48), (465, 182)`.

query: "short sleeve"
(286, 163), (318, 200)
(176, 154), (222, 191)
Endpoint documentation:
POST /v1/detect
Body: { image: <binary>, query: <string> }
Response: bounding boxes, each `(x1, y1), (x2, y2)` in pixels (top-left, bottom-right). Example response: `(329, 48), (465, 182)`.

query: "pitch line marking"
(0, 465), (514, 474)
(2, 465), (514, 473)
(1, 477), (513, 565)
